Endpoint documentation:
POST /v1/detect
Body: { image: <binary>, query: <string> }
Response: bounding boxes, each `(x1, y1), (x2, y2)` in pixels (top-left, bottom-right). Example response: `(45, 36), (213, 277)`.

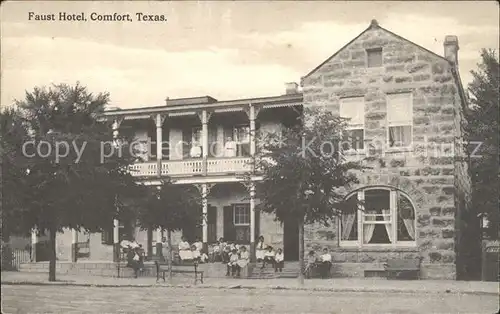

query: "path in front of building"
(2, 284), (499, 314)
(1, 271), (499, 295)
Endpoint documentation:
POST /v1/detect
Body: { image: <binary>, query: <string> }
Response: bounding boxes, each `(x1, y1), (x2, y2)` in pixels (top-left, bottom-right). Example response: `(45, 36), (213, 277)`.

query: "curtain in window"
(363, 212), (376, 243)
(382, 208), (392, 242)
(398, 192), (416, 241)
(341, 212), (356, 240)
(389, 126), (411, 147)
(403, 219), (415, 240)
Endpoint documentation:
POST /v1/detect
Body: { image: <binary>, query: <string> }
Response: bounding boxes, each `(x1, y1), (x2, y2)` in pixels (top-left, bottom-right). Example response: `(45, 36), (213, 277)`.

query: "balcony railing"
(129, 157), (253, 178)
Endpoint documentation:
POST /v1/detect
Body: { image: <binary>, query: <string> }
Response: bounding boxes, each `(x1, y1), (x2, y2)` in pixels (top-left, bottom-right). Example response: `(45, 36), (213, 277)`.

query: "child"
(237, 246), (250, 277)
(274, 248), (284, 273)
(228, 248), (240, 277)
(305, 250), (317, 279)
(193, 237), (203, 253)
(218, 237), (227, 254)
(191, 244), (201, 262)
(222, 246), (231, 276)
(200, 249), (209, 263)
(262, 246), (275, 269)
(212, 241), (221, 262)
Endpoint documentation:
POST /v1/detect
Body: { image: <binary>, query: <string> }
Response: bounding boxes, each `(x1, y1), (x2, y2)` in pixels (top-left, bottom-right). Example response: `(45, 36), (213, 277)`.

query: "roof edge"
(302, 21), (451, 82)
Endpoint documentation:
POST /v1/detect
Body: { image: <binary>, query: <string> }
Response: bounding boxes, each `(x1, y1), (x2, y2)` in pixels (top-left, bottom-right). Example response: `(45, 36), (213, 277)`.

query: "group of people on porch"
(122, 234), (333, 278)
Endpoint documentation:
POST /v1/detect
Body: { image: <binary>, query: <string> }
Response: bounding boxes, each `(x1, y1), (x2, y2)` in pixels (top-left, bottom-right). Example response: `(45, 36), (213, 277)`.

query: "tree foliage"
(136, 180), (202, 232)
(2, 82), (142, 280)
(466, 49), (499, 239)
(251, 106), (365, 284)
(0, 107), (31, 240)
(255, 106), (365, 224)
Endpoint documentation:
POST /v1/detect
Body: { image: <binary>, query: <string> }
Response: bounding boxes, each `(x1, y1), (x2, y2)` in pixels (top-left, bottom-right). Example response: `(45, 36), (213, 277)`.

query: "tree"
(466, 49), (499, 239)
(251, 107), (364, 285)
(136, 180), (202, 282)
(0, 107), (31, 241)
(6, 83), (141, 281)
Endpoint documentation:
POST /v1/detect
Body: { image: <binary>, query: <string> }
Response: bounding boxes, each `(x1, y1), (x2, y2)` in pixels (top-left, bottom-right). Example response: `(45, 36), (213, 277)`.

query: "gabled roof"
(302, 19), (451, 80)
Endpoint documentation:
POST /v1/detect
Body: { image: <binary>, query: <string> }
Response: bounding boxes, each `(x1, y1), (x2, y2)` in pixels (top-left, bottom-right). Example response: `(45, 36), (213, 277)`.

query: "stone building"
(26, 20), (470, 280)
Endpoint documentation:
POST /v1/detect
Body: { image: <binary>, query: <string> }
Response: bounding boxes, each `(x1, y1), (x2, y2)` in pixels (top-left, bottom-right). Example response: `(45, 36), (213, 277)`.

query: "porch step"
(247, 262), (300, 279)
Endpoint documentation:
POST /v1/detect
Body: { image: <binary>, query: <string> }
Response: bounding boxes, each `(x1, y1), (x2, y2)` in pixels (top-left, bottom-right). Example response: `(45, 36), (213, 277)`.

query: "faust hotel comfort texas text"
(26, 20), (470, 280)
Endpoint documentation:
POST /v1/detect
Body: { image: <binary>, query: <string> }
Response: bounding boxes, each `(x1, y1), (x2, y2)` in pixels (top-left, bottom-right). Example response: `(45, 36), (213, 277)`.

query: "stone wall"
(301, 22), (465, 279)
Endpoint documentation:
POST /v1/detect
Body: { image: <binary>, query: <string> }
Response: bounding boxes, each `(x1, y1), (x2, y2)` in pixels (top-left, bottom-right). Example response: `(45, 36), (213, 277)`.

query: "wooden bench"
(384, 258), (422, 280)
(155, 261), (204, 284)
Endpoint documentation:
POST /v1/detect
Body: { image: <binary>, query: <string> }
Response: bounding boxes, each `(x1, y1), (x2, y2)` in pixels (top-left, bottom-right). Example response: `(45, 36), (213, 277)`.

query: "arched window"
(339, 187), (416, 247)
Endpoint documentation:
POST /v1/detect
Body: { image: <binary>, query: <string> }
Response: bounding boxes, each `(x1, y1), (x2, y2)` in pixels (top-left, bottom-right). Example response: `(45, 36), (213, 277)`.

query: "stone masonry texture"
(301, 22), (469, 279)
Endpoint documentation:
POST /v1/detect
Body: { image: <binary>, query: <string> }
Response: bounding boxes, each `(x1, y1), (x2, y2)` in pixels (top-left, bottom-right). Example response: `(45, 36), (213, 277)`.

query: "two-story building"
(27, 20), (470, 280)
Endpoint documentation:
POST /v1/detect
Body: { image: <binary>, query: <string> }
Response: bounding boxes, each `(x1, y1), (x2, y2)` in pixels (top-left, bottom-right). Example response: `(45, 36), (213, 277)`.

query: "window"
(340, 97), (365, 151)
(233, 204), (251, 243)
(367, 48), (382, 68)
(387, 93), (413, 148)
(339, 187), (416, 247)
(234, 204), (250, 225)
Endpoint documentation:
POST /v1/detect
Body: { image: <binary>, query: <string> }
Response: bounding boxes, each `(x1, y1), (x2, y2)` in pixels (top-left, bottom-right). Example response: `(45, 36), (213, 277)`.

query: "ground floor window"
(340, 187), (416, 247)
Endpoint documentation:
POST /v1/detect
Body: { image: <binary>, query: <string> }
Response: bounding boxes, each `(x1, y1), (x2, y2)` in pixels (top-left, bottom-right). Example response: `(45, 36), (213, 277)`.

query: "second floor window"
(340, 97), (365, 151)
(387, 93), (412, 148)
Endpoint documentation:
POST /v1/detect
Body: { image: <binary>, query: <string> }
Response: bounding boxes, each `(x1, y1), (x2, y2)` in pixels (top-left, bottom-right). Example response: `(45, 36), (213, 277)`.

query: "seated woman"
(262, 246), (275, 269)
(228, 248), (240, 277)
(178, 236), (193, 260)
(255, 236), (266, 263)
(236, 246), (250, 277)
(274, 248), (284, 273)
(319, 248), (332, 279)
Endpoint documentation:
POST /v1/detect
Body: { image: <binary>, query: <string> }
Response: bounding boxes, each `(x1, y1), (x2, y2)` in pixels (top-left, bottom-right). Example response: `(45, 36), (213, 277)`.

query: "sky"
(1, 1), (499, 109)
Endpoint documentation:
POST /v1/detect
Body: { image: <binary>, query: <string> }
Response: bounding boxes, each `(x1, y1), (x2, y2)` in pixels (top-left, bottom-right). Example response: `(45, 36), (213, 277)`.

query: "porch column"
(201, 110), (209, 175)
(71, 229), (78, 262)
(249, 104), (256, 156)
(156, 228), (163, 258)
(202, 183), (208, 251)
(31, 228), (38, 262)
(155, 114), (163, 161)
(250, 183), (256, 262)
(113, 219), (120, 262)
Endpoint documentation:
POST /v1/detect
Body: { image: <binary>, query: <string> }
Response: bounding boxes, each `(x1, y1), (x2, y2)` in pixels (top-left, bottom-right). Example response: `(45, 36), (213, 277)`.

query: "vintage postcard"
(1, 1), (499, 313)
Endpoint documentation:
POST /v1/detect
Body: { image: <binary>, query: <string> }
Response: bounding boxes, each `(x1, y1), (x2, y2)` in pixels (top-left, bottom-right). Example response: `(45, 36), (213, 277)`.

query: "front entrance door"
(283, 217), (299, 261)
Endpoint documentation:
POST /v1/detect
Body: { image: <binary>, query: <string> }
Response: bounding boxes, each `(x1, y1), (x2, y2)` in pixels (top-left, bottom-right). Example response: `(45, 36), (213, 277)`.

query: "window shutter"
(162, 128), (169, 160)
(223, 205), (235, 241)
(148, 124), (157, 159)
(207, 205), (217, 243)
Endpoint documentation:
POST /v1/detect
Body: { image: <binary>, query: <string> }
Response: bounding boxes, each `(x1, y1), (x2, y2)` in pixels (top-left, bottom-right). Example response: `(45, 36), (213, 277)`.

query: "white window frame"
(339, 187), (417, 248)
(386, 93), (413, 150)
(339, 97), (365, 154)
(233, 204), (250, 226)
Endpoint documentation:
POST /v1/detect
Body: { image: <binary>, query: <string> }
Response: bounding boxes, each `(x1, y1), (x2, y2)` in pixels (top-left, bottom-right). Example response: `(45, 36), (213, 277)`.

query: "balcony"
(129, 157), (253, 178)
